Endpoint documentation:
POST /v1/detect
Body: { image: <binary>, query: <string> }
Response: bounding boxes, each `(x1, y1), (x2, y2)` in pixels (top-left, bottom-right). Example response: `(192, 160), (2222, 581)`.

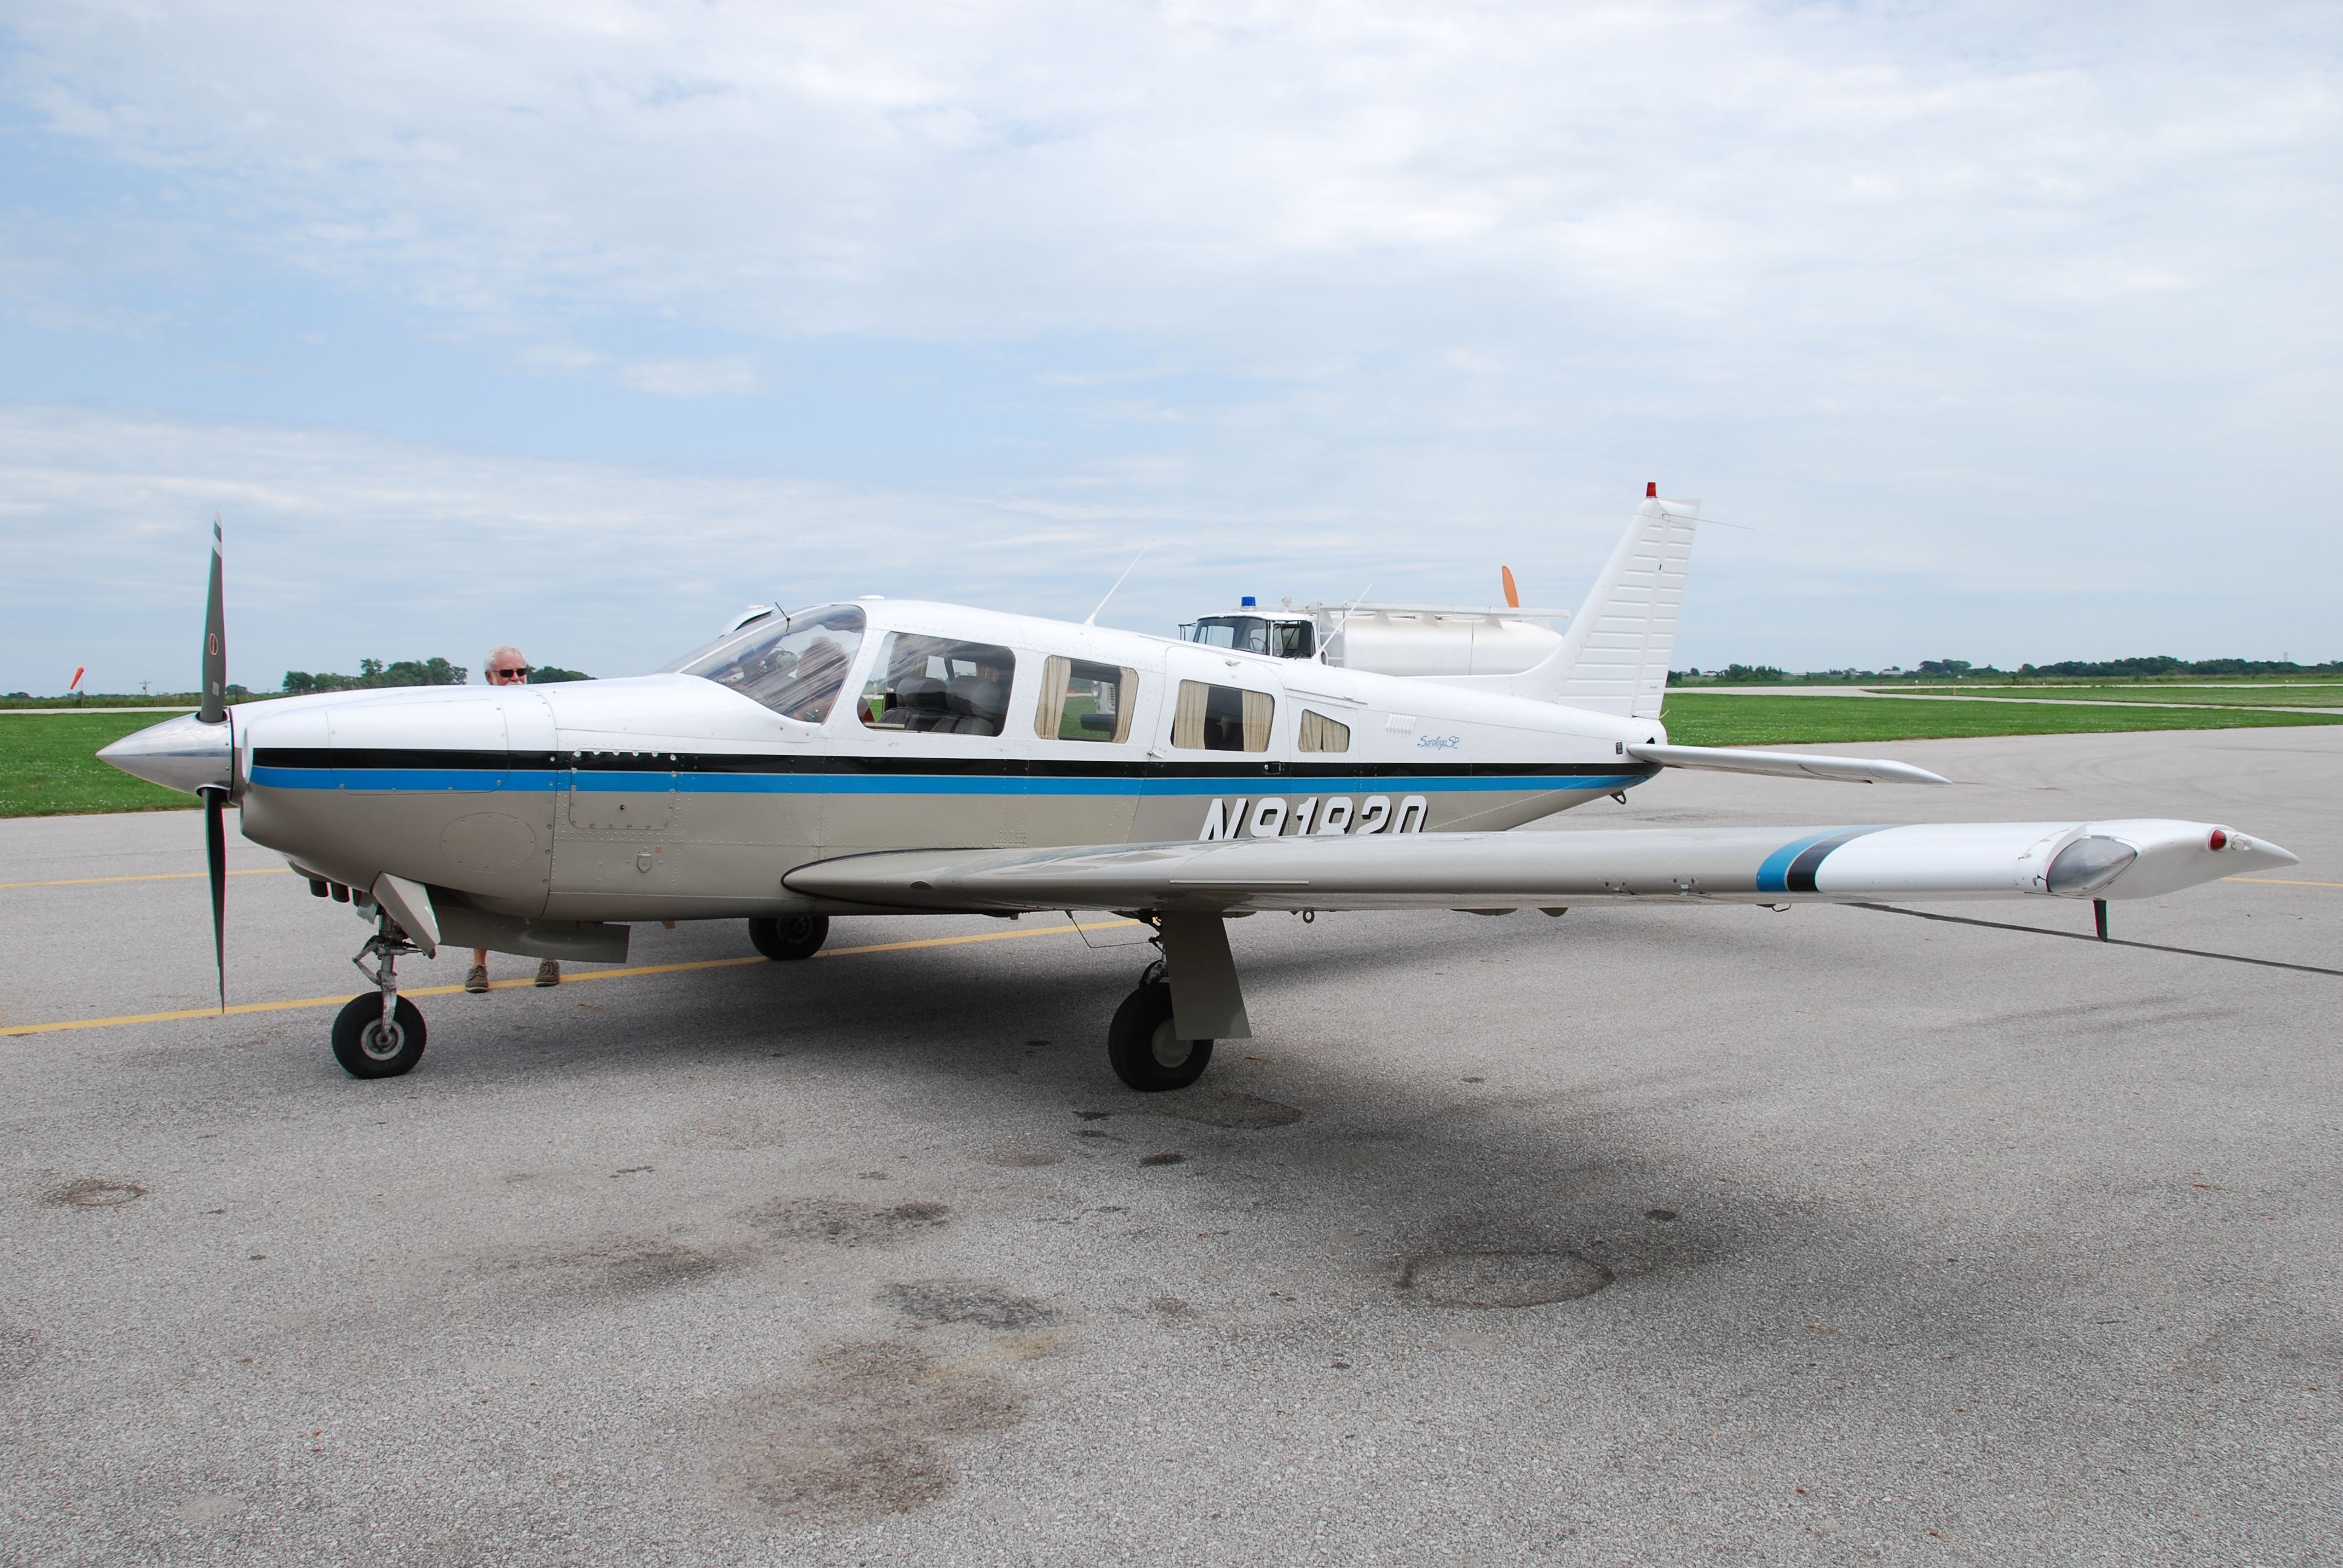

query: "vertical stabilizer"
(1498, 486), (1697, 718)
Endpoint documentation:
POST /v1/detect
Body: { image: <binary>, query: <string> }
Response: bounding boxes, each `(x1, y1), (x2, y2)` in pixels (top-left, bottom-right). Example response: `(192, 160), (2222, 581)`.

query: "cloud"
(0, 2), (2338, 683)
(614, 355), (761, 397)
(11, 1), (2336, 369)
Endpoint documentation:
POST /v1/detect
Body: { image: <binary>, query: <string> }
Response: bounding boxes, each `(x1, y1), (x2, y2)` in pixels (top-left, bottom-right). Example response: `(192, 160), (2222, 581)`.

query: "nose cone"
(97, 711), (234, 796)
(2229, 832), (2301, 872)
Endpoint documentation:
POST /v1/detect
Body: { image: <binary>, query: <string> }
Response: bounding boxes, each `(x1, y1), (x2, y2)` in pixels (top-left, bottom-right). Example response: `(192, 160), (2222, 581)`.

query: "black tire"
(1107, 980), (1213, 1093)
(331, 993), (427, 1079)
(748, 914), (830, 961)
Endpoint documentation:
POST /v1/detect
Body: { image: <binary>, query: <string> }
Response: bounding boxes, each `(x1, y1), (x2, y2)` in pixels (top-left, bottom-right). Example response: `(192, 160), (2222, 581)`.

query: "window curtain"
(1173, 681), (1210, 749)
(1035, 656), (1072, 739)
(1113, 668), (1139, 743)
(1298, 710), (1349, 753)
(1240, 689), (1274, 752)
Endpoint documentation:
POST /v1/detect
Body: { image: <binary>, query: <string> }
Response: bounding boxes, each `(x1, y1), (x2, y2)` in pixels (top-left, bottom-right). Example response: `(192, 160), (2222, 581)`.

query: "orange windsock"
(1499, 566), (1519, 609)
(68, 667), (84, 691)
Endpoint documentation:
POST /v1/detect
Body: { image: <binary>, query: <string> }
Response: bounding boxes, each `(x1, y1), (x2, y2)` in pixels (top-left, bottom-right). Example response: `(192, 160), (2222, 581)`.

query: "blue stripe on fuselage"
(249, 766), (1654, 798)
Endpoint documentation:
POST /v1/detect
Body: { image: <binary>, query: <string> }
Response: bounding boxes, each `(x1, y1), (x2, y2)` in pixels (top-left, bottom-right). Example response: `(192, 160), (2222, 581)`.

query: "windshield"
(1187, 615), (1312, 658)
(670, 604), (867, 724)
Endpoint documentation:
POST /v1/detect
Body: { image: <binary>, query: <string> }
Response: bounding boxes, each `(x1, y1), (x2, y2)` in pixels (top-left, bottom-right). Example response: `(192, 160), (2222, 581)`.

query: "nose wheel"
(333, 920), (428, 1079)
(1107, 970), (1214, 1092)
(332, 993), (427, 1077)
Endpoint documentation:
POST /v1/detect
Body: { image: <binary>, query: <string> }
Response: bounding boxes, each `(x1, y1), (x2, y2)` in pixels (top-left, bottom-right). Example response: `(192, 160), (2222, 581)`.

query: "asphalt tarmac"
(3, 727), (2338, 1566)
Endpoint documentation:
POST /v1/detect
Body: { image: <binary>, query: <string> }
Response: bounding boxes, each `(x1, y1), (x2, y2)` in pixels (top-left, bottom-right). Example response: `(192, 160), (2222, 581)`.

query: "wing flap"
(783, 818), (2293, 914)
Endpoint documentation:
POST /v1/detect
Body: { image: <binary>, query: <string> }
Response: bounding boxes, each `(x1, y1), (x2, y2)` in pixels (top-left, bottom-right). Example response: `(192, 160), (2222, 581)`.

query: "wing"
(785, 818), (2296, 915)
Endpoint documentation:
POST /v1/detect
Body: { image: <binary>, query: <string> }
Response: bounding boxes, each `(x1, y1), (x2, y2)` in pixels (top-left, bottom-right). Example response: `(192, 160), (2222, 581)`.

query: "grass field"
(0, 713), (202, 817)
(1863, 684), (2343, 708)
(7, 697), (2341, 818)
(1660, 693), (2343, 746)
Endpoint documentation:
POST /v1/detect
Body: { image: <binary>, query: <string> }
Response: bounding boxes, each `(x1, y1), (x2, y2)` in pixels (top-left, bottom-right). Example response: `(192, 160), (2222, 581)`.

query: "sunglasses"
(493, 666), (529, 678)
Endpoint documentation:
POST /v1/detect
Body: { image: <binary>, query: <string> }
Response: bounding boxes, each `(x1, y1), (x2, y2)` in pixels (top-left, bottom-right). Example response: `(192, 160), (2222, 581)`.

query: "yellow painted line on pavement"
(2224, 877), (2343, 889)
(0, 867), (294, 890)
(0, 919), (1139, 1038)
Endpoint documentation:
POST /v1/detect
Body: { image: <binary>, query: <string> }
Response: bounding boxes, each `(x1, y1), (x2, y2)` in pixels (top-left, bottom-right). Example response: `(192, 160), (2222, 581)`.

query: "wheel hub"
(1149, 1019), (1192, 1068)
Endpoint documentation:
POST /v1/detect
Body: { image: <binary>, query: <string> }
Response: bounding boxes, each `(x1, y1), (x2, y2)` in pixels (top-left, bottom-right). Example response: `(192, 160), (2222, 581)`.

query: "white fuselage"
(228, 598), (1666, 923)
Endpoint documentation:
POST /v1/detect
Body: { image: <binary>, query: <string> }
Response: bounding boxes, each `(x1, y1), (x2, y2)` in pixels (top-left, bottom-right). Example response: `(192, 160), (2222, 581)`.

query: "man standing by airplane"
(465, 645), (560, 994)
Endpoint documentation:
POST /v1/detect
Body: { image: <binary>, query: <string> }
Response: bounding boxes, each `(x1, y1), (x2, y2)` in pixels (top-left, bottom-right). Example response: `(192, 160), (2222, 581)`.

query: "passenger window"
(1297, 710), (1350, 753)
(859, 633), (1016, 736)
(1173, 681), (1273, 752)
(1036, 656), (1138, 743)
(678, 604), (865, 724)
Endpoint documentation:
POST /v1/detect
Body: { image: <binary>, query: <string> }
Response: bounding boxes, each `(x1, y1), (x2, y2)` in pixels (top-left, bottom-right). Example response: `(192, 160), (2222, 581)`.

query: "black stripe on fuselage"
(253, 746), (1656, 782)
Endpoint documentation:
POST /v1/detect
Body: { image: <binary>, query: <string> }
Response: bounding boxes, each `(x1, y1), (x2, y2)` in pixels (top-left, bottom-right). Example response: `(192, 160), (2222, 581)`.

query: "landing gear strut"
(749, 913), (830, 961)
(333, 919), (427, 1078)
(1108, 959), (1214, 1093)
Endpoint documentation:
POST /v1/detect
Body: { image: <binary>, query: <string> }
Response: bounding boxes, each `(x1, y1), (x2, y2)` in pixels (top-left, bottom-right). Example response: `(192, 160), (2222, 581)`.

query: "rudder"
(1511, 484), (1697, 719)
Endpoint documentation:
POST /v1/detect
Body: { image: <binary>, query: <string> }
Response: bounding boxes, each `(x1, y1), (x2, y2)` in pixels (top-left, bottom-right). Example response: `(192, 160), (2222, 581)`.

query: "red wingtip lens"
(1646, 481), (1657, 497)
(2207, 829), (2228, 851)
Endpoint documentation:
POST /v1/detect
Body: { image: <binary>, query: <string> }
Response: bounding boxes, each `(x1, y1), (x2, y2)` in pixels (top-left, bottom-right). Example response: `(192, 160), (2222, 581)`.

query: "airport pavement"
(2, 727), (2338, 1566)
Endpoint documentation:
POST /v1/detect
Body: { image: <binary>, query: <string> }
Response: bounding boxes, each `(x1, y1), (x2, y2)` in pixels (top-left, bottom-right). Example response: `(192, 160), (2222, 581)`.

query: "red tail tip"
(1645, 481), (1657, 497)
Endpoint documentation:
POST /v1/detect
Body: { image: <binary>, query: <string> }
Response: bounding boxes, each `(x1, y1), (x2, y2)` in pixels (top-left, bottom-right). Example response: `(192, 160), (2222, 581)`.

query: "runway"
(2, 726), (2338, 1564)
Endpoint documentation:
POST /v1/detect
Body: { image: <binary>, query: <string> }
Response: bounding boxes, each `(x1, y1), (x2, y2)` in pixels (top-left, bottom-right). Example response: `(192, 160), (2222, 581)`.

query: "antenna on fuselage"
(1083, 543), (1155, 627)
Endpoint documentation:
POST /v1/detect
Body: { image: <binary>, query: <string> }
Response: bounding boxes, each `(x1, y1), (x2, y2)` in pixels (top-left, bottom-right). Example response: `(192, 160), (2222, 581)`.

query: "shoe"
(535, 959), (562, 987)
(464, 965), (489, 994)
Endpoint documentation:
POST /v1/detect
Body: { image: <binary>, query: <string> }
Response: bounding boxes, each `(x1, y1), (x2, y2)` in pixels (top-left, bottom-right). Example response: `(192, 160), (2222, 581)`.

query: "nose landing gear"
(333, 920), (428, 1078)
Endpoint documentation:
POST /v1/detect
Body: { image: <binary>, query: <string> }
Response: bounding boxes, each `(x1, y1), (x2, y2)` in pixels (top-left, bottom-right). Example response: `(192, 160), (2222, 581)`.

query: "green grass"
(1864, 684), (2343, 708)
(0, 713), (202, 817)
(1660, 693), (2343, 747)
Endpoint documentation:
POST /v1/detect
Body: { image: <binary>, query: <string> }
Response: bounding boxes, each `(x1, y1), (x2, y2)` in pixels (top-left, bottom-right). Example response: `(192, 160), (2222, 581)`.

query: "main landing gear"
(1108, 959), (1214, 1093)
(1104, 913), (1251, 1093)
(333, 918), (428, 1078)
(748, 914), (830, 962)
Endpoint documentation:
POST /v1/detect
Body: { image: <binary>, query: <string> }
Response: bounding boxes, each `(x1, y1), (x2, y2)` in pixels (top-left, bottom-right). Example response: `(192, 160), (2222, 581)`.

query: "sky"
(1, 1), (2337, 694)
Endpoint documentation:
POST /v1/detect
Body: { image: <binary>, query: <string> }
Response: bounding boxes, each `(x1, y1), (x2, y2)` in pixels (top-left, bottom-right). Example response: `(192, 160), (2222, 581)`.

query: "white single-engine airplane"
(103, 489), (2297, 1089)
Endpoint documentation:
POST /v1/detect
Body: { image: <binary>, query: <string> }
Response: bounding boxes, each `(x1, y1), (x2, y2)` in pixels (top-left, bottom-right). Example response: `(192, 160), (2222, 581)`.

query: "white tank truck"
(1178, 565), (1568, 679)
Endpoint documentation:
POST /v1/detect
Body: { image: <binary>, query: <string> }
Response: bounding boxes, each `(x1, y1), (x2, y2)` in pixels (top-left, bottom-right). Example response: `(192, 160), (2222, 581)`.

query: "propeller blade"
(202, 785), (228, 1011)
(198, 515), (228, 724)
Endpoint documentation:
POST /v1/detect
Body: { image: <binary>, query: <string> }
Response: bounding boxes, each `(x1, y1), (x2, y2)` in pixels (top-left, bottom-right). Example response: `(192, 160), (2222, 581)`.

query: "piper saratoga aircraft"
(102, 492), (2297, 1090)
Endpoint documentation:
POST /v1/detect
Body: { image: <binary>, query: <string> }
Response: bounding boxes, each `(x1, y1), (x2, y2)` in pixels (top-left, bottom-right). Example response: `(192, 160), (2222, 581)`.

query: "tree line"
(280, 658), (591, 694)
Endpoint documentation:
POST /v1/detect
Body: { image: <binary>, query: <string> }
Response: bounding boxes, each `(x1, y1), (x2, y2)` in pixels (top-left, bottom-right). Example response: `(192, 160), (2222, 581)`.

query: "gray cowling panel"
(432, 897), (632, 962)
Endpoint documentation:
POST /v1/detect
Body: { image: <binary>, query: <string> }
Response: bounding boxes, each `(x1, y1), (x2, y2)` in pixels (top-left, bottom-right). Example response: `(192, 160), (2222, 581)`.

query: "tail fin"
(1506, 485), (1697, 719)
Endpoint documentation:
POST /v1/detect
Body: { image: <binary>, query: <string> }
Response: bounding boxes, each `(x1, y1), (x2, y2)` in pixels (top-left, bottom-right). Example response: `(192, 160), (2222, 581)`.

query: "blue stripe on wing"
(1755, 827), (1887, 893)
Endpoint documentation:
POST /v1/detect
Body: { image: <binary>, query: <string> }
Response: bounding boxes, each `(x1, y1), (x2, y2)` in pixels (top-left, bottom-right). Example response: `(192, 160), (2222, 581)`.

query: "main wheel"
(331, 993), (427, 1079)
(1107, 980), (1213, 1093)
(748, 914), (830, 961)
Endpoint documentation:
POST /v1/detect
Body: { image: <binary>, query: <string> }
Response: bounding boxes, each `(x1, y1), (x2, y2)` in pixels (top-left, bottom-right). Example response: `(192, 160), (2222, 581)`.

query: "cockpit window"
(859, 633), (1017, 736)
(672, 604), (867, 724)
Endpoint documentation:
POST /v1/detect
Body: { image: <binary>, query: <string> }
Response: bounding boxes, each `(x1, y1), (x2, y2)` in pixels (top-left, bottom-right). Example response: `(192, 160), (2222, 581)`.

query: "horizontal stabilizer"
(787, 818), (2294, 915)
(1628, 743), (1950, 786)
